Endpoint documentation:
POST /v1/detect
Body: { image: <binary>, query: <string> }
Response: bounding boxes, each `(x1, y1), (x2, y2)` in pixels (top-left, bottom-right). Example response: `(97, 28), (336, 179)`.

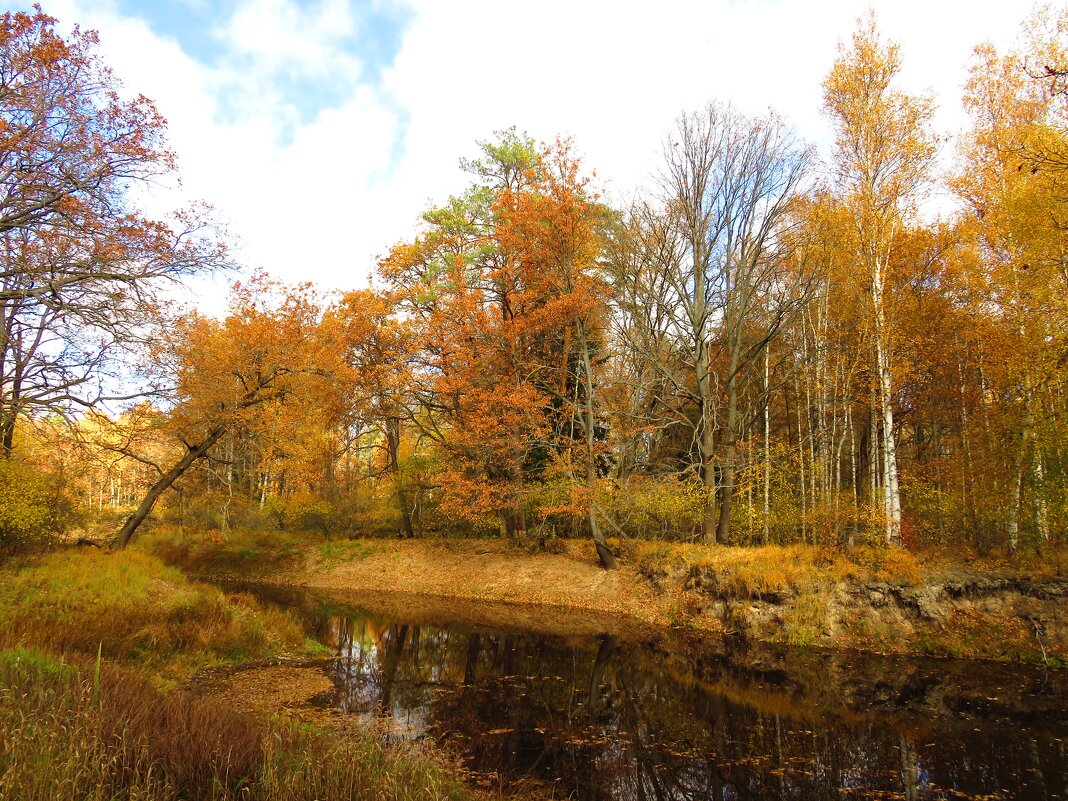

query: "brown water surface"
(238, 584), (1068, 801)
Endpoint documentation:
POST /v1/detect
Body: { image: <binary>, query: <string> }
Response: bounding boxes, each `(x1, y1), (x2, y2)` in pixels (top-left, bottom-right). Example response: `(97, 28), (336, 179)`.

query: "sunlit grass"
(0, 549), (313, 683)
(629, 541), (924, 598)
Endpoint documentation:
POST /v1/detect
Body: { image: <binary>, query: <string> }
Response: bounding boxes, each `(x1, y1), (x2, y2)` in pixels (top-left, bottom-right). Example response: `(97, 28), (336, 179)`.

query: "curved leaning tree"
(0, 10), (229, 545)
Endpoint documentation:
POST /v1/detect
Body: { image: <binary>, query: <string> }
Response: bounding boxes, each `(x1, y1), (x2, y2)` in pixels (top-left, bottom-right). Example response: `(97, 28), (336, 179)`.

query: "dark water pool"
(237, 585), (1067, 800)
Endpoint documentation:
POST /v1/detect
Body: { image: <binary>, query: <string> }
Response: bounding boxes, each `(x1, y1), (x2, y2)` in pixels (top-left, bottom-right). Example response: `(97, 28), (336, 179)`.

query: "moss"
(316, 539), (373, 564)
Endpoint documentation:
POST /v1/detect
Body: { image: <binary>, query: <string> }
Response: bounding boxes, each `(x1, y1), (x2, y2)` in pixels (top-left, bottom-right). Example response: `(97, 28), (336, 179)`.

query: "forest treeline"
(2, 9), (1067, 567)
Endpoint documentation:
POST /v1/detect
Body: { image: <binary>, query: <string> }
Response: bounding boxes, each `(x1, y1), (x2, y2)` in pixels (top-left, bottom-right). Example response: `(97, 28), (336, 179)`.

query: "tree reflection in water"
(301, 605), (1065, 801)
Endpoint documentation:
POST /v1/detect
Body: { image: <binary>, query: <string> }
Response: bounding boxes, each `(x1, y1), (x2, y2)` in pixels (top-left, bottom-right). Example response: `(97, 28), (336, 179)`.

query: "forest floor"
(144, 529), (1068, 666)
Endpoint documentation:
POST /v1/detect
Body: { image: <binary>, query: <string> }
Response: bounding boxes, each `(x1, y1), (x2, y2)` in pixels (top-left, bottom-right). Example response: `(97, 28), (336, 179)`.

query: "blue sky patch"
(115, 0), (413, 137)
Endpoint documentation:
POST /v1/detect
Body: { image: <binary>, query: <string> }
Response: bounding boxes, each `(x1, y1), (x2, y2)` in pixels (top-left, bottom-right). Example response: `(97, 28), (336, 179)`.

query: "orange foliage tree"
(0, 9), (227, 455)
(113, 275), (332, 547)
(381, 133), (621, 565)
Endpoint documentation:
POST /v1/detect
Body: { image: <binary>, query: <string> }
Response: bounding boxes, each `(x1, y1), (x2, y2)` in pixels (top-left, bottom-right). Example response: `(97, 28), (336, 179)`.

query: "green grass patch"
(0, 550), (313, 682)
(316, 539), (373, 564)
(0, 646), (76, 684)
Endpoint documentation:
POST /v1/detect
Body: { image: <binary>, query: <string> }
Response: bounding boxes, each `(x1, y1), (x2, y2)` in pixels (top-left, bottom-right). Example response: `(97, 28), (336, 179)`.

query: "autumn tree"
(112, 276), (330, 548)
(494, 140), (618, 567)
(610, 102), (812, 544)
(955, 9), (1068, 551)
(381, 130), (548, 544)
(823, 14), (937, 547)
(329, 288), (420, 538)
(0, 9), (227, 455)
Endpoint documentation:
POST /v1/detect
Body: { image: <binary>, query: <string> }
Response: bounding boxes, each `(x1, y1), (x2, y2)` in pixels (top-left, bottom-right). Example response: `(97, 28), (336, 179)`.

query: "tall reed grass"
(0, 648), (477, 801)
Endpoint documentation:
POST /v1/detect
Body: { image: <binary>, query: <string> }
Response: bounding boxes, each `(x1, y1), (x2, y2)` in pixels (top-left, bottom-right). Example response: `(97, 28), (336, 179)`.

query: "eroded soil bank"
(162, 536), (1068, 665)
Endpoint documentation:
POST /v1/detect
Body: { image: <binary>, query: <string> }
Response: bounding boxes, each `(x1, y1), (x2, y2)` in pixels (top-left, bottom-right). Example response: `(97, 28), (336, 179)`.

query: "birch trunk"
(795, 375), (807, 544)
(873, 261), (902, 547)
(763, 344), (771, 545)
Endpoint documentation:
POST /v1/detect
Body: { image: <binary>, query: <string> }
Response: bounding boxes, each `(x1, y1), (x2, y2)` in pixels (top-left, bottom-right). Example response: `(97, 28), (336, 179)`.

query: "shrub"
(282, 492), (333, 535)
(0, 459), (77, 554)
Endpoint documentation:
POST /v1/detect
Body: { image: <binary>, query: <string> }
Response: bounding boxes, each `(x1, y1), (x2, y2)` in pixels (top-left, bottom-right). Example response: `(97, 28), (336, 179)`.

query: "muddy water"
(240, 585), (1068, 800)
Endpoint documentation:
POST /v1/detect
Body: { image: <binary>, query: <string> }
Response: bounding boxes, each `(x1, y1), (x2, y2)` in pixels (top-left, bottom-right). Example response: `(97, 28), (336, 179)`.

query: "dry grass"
(0, 550), (496, 799)
(630, 541), (924, 598)
(140, 527), (310, 577)
(0, 648), (480, 801)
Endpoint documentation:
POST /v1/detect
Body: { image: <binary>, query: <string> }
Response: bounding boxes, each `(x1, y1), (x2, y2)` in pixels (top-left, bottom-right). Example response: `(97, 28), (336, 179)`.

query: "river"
(233, 584), (1067, 800)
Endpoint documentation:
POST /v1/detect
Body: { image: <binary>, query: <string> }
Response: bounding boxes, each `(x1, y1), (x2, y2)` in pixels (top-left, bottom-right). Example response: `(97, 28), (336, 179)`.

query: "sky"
(24, 0), (1038, 311)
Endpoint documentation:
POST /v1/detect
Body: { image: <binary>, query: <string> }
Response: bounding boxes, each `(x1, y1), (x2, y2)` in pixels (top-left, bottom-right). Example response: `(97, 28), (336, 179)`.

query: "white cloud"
(39, 0), (1042, 312)
(218, 0), (361, 79)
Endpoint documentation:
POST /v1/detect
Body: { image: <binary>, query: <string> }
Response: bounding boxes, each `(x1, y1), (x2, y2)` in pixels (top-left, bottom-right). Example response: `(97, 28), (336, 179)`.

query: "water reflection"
(295, 599), (1067, 801)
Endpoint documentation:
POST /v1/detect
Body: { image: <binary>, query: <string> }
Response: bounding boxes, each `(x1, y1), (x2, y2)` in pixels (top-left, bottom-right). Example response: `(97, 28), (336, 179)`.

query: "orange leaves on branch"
(378, 134), (612, 534)
(168, 273), (330, 441)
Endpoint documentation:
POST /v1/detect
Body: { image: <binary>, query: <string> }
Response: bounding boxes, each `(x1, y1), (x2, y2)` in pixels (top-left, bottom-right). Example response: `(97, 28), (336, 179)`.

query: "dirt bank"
(168, 536), (1067, 665)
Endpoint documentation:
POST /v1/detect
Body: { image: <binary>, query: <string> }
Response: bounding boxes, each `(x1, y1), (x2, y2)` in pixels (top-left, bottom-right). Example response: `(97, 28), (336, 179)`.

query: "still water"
(243, 586), (1067, 800)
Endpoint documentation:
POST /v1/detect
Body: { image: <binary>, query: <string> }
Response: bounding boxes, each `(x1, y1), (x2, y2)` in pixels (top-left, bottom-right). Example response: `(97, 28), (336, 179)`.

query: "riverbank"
(3, 538), (1064, 799)
(0, 549), (489, 801)
(192, 582), (1068, 801)
(145, 531), (1068, 666)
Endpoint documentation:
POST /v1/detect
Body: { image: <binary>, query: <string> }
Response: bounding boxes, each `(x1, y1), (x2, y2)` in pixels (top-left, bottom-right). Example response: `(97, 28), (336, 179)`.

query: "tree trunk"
(872, 257), (902, 547)
(876, 332), (902, 546)
(1007, 445), (1023, 554)
(1034, 450), (1049, 544)
(698, 342), (718, 545)
(504, 501), (526, 544)
(0, 415), (14, 458)
(846, 403), (857, 553)
(385, 414), (415, 538)
(577, 320), (617, 569)
(795, 374), (807, 544)
(763, 344), (771, 545)
(716, 439), (736, 543)
(716, 342), (740, 543)
(1, 364), (21, 457)
(112, 426), (227, 549)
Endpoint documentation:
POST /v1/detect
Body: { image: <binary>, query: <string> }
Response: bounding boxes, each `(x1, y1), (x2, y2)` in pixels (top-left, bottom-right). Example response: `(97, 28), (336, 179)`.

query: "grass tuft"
(0, 550), (310, 682)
